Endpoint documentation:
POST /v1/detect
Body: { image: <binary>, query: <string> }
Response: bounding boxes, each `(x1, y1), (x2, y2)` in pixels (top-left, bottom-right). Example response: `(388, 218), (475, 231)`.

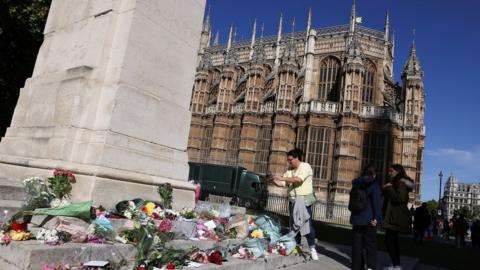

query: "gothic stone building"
(443, 175), (480, 220)
(188, 2), (425, 205)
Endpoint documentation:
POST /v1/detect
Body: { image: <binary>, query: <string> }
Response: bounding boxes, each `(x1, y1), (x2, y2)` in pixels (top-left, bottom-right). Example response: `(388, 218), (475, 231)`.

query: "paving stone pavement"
(284, 240), (450, 270)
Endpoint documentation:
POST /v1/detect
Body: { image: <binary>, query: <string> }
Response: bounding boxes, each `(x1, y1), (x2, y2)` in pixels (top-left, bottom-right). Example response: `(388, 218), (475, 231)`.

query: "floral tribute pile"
(0, 170), (300, 270)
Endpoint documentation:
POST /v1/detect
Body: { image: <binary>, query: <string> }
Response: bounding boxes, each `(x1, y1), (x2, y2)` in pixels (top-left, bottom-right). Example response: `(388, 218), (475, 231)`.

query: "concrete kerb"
(0, 239), (309, 270)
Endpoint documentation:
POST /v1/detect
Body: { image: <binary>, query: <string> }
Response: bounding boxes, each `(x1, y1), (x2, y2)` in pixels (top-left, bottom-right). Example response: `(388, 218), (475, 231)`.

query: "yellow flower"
(9, 230), (31, 241)
(143, 202), (156, 216)
(250, 229), (264, 238)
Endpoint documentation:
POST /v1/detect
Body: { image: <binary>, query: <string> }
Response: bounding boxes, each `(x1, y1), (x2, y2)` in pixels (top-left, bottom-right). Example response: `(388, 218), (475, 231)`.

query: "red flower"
(166, 263), (176, 269)
(135, 266), (146, 270)
(11, 222), (27, 231)
(52, 169), (76, 183)
(207, 251), (222, 265)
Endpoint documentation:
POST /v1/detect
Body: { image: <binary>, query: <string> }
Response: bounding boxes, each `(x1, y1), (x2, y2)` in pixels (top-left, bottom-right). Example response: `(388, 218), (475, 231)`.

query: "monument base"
(0, 154), (195, 210)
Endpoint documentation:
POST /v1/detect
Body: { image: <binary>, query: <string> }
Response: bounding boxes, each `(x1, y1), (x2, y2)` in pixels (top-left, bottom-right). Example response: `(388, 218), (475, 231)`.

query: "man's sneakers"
(382, 266), (402, 270)
(310, 247), (319, 261)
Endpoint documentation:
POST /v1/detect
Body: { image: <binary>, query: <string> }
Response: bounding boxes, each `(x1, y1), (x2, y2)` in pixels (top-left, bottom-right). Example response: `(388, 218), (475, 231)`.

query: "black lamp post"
(438, 171), (443, 216)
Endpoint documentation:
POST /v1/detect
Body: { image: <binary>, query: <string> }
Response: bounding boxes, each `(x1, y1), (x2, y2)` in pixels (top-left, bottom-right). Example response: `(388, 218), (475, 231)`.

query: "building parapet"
(261, 101), (275, 114)
(233, 103), (244, 114)
(298, 101), (338, 115)
(360, 105), (403, 124)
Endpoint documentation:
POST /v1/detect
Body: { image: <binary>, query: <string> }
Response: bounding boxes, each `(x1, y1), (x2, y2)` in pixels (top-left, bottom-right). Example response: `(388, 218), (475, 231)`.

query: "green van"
(188, 162), (268, 209)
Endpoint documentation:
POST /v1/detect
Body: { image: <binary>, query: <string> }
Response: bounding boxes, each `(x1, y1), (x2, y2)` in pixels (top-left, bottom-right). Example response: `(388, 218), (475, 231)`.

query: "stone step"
(0, 178), (25, 201)
(0, 258), (21, 270)
(0, 241), (137, 270)
(0, 239), (306, 270)
(197, 254), (306, 270)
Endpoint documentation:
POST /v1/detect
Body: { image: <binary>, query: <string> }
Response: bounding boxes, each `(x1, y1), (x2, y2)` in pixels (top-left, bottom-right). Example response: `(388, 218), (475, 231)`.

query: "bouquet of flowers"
(22, 177), (53, 210)
(230, 246), (256, 260)
(36, 229), (60, 245)
(179, 208), (197, 219)
(48, 169), (76, 201)
(268, 243), (288, 256)
(158, 183), (173, 209)
(123, 201), (141, 220)
(0, 230), (11, 245)
(142, 202), (157, 216)
(207, 250), (223, 265)
(158, 219), (172, 233)
(143, 246), (198, 269)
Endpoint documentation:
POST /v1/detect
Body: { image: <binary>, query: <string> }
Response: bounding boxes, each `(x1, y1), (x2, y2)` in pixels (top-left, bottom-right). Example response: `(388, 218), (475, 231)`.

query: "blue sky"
(206, 0), (480, 201)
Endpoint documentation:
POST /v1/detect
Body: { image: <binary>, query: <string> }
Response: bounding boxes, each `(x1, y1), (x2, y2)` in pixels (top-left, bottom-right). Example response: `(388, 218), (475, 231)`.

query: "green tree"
(0, 0), (51, 136)
(455, 205), (480, 221)
(425, 199), (438, 213)
(472, 205), (480, 220)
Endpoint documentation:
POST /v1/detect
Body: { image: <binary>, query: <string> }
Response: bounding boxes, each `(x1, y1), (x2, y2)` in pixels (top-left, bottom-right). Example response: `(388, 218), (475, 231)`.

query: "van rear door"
(199, 165), (236, 196)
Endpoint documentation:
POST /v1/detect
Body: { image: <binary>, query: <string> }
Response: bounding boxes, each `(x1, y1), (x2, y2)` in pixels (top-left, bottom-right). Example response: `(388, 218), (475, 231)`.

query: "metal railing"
(265, 193), (351, 225)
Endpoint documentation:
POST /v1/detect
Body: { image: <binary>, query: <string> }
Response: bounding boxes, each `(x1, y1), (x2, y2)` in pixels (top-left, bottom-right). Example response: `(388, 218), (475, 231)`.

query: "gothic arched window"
(208, 84), (219, 105)
(362, 60), (376, 103)
(318, 56), (341, 101)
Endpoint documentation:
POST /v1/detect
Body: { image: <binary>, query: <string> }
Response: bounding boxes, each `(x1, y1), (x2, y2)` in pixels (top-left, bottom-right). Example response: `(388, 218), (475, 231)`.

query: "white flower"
(22, 176), (44, 186)
(124, 210), (133, 219)
(153, 235), (160, 245)
(128, 201), (136, 210)
(165, 209), (178, 216)
(36, 229), (59, 243)
(210, 209), (219, 218)
(50, 198), (71, 208)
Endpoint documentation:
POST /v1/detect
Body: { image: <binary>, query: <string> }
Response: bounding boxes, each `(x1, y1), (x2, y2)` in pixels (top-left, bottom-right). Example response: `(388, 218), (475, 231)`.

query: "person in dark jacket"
(382, 164), (413, 270)
(454, 214), (468, 248)
(413, 202), (430, 244)
(350, 165), (383, 270)
(471, 220), (480, 248)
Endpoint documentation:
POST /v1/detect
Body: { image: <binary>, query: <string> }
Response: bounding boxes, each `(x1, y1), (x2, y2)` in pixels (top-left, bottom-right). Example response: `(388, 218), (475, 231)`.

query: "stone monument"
(0, 0), (205, 209)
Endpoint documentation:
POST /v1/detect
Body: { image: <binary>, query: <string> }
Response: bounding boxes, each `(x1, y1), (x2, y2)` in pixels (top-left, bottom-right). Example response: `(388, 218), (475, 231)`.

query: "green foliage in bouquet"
(48, 169), (75, 200)
(146, 246), (199, 269)
(158, 183), (173, 209)
(130, 222), (175, 264)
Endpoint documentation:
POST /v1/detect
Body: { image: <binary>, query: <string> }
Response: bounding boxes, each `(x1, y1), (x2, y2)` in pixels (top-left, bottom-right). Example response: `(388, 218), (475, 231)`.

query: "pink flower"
(0, 233), (12, 245)
(42, 264), (56, 270)
(158, 219), (172, 233)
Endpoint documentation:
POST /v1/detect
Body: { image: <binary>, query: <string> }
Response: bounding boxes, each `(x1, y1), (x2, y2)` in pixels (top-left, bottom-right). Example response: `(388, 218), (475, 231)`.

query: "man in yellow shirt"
(272, 148), (318, 260)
